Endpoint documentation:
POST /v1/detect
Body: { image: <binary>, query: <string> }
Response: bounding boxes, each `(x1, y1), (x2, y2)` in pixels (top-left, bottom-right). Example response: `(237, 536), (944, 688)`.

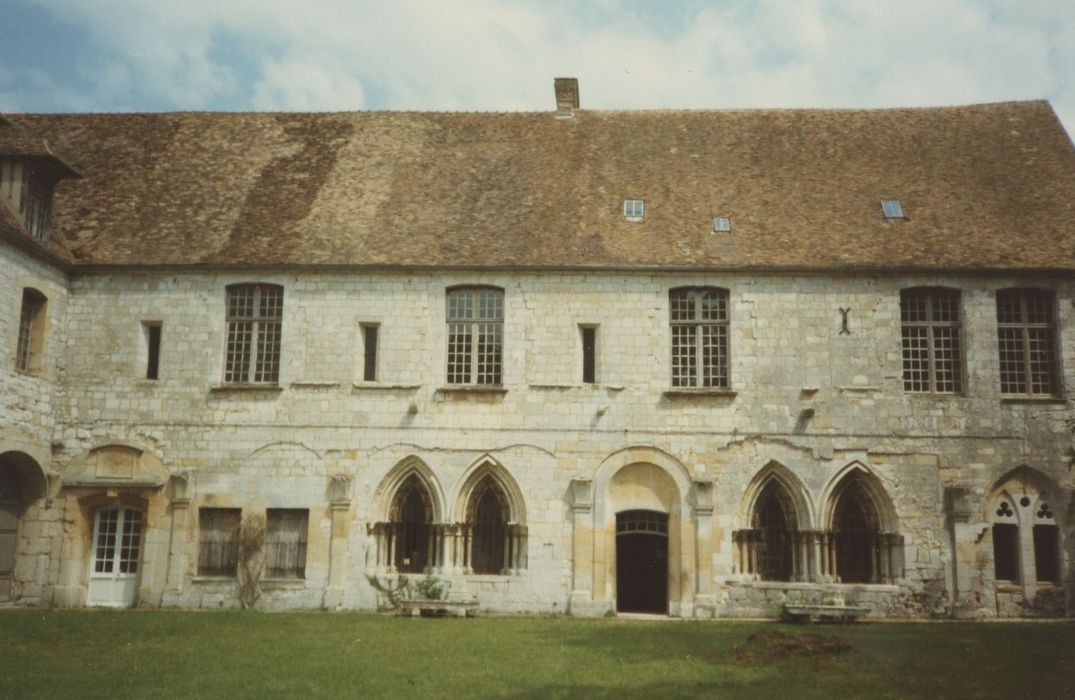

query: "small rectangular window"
(881, 199), (904, 218)
(15, 288), (46, 373)
(992, 523), (1019, 582)
(266, 509), (308, 579)
(581, 326), (596, 384)
(143, 322), (161, 380)
(362, 324), (379, 382)
(623, 199), (644, 221)
(713, 217), (731, 232)
(198, 508), (240, 577)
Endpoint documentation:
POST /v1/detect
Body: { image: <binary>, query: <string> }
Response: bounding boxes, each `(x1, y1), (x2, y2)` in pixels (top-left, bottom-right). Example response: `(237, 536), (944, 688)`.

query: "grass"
(0, 610), (1072, 699)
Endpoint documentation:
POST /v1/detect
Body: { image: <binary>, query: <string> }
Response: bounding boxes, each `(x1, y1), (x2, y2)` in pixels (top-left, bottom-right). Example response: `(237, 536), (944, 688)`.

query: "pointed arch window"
(752, 482), (797, 581)
(988, 479), (1061, 586)
(821, 470), (903, 584)
(460, 471), (527, 575)
(391, 475), (433, 574)
(833, 481), (878, 583)
(471, 481), (508, 574)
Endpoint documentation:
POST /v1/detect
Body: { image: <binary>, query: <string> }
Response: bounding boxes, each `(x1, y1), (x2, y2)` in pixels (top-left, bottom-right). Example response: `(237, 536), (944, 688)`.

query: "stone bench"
(783, 604), (870, 624)
(399, 599), (479, 618)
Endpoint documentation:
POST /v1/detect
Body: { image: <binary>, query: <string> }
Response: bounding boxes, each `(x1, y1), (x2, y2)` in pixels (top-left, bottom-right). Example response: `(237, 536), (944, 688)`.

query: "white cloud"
(13, 0), (1075, 132)
(253, 56), (365, 111)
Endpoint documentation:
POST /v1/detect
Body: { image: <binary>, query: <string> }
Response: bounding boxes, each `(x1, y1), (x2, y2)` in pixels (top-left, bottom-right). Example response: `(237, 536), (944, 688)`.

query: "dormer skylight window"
(623, 199), (644, 222)
(713, 217), (731, 232)
(881, 199), (905, 219)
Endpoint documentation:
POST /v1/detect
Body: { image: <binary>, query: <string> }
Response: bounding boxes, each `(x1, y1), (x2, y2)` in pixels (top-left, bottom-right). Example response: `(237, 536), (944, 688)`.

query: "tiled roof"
(3, 101), (1074, 270)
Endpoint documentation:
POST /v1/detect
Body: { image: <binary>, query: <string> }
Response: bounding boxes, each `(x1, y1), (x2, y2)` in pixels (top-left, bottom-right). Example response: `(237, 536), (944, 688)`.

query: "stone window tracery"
(987, 475), (1062, 588)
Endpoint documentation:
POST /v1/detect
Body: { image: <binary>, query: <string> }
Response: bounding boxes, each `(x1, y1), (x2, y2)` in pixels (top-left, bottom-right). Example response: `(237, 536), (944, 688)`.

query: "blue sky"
(2, 0), (1073, 134)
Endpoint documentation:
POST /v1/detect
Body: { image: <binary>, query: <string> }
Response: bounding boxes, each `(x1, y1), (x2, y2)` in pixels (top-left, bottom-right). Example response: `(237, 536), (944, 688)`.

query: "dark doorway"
(616, 510), (668, 614)
(834, 482), (877, 583)
(0, 461), (23, 601)
(392, 476), (432, 573)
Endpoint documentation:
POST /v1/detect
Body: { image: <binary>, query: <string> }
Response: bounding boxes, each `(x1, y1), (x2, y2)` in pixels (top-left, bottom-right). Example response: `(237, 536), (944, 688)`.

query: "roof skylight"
(881, 199), (905, 219)
(713, 217), (731, 232)
(623, 199), (644, 222)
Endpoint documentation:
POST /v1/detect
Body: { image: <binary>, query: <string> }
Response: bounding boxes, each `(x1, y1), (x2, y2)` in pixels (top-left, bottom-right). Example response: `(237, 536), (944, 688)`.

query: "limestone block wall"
(24, 268), (1075, 614)
(0, 240), (69, 603)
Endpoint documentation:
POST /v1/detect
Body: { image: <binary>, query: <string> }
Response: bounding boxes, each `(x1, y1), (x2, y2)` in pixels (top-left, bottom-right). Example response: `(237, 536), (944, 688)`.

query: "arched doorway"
(86, 507), (144, 607)
(0, 465), (21, 600)
(616, 510), (668, 613)
(0, 451), (48, 601)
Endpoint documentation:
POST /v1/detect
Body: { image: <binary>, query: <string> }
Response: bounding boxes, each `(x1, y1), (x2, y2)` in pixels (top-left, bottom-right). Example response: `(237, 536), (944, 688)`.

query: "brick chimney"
(554, 78), (579, 118)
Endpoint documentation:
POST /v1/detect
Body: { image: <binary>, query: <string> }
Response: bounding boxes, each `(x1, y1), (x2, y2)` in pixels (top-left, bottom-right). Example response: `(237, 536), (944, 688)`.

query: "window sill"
(906, 392), (968, 399)
(662, 389), (737, 398)
(289, 381), (340, 389)
(192, 575), (236, 583)
(436, 386), (508, 396)
(14, 368), (43, 379)
(261, 577), (307, 589)
(1000, 396), (1067, 405)
(529, 383), (625, 391)
(209, 384), (284, 394)
(352, 383), (421, 391)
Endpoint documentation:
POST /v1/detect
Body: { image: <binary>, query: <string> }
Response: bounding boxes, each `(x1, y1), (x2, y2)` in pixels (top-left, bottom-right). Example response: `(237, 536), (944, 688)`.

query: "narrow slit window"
(362, 325), (379, 382)
(15, 288), (47, 373)
(144, 322), (161, 380)
(581, 326), (596, 384)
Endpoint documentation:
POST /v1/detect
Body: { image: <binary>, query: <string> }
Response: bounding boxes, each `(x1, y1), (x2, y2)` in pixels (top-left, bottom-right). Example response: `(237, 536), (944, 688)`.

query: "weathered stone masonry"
(2, 263), (1071, 617)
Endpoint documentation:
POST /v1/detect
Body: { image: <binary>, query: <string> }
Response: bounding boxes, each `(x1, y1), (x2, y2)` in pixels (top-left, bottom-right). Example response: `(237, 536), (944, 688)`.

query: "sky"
(1, 0), (1073, 135)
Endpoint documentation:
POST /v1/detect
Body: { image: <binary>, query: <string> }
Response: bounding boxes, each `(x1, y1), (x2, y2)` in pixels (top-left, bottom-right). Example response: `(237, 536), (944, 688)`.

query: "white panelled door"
(87, 508), (143, 607)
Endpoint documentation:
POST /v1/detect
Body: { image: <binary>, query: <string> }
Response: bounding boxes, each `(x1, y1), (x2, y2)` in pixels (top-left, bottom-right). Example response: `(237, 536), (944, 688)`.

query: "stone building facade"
(0, 83), (1073, 617)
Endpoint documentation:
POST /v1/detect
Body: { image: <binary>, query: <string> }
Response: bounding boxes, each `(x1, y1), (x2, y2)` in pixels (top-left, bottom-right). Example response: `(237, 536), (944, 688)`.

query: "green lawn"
(0, 611), (1071, 699)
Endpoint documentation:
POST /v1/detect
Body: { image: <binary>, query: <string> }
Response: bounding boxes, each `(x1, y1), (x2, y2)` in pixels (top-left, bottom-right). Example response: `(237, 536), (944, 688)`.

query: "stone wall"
(3, 261), (1072, 615)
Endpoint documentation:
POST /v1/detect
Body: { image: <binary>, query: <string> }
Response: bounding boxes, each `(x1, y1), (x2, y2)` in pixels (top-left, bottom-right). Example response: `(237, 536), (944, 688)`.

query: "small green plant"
(413, 574), (445, 601)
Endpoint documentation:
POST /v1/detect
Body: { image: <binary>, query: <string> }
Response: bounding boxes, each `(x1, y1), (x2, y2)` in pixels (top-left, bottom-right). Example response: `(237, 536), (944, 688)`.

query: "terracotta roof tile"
(5, 101), (1074, 270)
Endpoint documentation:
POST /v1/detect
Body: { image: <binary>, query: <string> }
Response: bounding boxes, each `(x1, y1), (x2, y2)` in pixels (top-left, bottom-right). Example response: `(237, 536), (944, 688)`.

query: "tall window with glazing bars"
(996, 289), (1059, 396)
(670, 287), (729, 389)
(446, 287), (503, 385)
(224, 283), (283, 384)
(900, 288), (963, 393)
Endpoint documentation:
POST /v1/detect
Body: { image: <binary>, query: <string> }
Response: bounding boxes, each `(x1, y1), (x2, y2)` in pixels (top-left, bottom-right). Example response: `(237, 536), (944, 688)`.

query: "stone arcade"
(1, 80), (1073, 617)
